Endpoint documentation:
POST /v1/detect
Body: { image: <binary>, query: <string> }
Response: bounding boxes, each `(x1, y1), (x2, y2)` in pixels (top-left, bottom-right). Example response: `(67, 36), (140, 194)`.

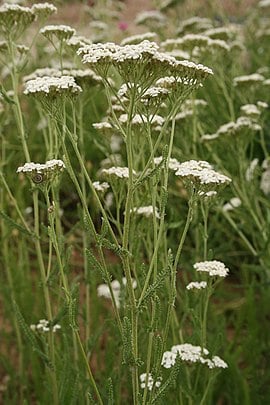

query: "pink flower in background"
(118, 21), (128, 31)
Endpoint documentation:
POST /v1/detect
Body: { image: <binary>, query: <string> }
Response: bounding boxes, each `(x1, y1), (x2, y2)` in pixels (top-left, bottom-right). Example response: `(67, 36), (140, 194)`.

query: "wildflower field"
(1, 0), (270, 403)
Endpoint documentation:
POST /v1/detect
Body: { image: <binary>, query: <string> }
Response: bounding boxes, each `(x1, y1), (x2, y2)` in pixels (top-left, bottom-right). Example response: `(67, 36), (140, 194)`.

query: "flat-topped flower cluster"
(162, 343), (228, 369)
(175, 160), (231, 189)
(24, 76), (82, 98)
(77, 40), (213, 84)
(193, 260), (229, 277)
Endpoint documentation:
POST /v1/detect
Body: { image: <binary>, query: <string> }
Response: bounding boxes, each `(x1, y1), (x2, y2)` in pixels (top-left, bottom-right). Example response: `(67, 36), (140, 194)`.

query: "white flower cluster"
(92, 181), (110, 192)
(260, 159), (270, 195)
(97, 277), (137, 308)
(65, 35), (92, 48)
(30, 319), (61, 333)
(175, 160), (231, 187)
(240, 101), (268, 117)
(258, 0), (270, 8)
(17, 159), (65, 174)
(201, 116), (261, 141)
(154, 156), (181, 171)
(135, 10), (166, 25)
(101, 166), (136, 179)
(31, 3), (57, 18)
(161, 35), (230, 52)
(233, 73), (265, 87)
(162, 343), (228, 369)
(198, 190), (217, 198)
(186, 281), (207, 290)
(177, 17), (212, 35)
(0, 3), (35, 34)
(245, 158), (259, 181)
(193, 260), (229, 277)
(119, 113), (164, 127)
(203, 26), (238, 41)
(24, 76), (82, 97)
(141, 86), (170, 104)
(78, 40), (213, 83)
(40, 24), (76, 40)
(93, 121), (112, 130)
(121, 32), (157, 46)
(222, 197), (241, 212)
(139, 373), (162, 391)
(130, 206), (161, 219)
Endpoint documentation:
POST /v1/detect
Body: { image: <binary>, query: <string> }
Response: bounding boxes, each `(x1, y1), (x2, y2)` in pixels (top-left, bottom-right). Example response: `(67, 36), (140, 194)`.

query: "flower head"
(31, 3), (57, 20)
(175, 160), (231, 192)
(139, 373), (162, 391)
(40, 24), (76, 41)
(0, 4), (35, 38)
(193, 260), (229, 277)
(17, 159), (65, 185)
(24, 76), (82, 100)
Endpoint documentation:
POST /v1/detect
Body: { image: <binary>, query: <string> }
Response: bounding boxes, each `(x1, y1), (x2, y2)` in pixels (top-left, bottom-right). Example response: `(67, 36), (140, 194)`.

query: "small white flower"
(154, 156), (181, 171)
(193, 260), (229, 277)
(40, 24), (76, 40)
(121, 32), (157, 46)
(97, 277), (136, 308)
(101, 166), (136, 179)
(233, 73), (265, 87)
(92, 181), (110, 192)
(161, 350), (177, 368)
(130, 206), (161, 219)
(245, 159), (259, 181)
(186, 281), (207, 290)
(139, 373), (162, 391)
(222, 197), (241, 212)
(92, 121), (112, 130)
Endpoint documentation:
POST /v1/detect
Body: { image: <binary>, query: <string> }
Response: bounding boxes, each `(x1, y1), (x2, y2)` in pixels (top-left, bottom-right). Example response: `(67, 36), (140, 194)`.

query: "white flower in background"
(92, 181), (110, 192)
(110, 134), (122, 152)
(119, 113), (165, 127)
(101, 166), (136, 179)
(130, 206), (161, 219)
(198, 190), (217, 198)
(186, 281), (207, 290)
(258, 0), (270, 8)
(193, 260), (229, 277)
(233, 73), (265, 87)
(30, 319), (61, 333)
(135, 10), (166, 26)
(260, 161), (270, 195)
(245, 158), (259, 181)
(40, 24), (76, 41)
(93, 121), (112, 130)
(176, 17), (212, 35)
(31, 3), (57, 19)
(139, 373), (162, 391)
(222, 197), (241, 212)
(121, 32), (158, 46)
(202, 116), (261, 142)
(154, 156), (181, 171)
(97, 277), (137, 308)
(240, 104), (260, 116)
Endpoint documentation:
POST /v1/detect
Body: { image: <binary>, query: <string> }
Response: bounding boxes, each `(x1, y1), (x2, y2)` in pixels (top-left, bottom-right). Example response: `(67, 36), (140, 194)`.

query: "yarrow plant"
(1, 1), (270, 404)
